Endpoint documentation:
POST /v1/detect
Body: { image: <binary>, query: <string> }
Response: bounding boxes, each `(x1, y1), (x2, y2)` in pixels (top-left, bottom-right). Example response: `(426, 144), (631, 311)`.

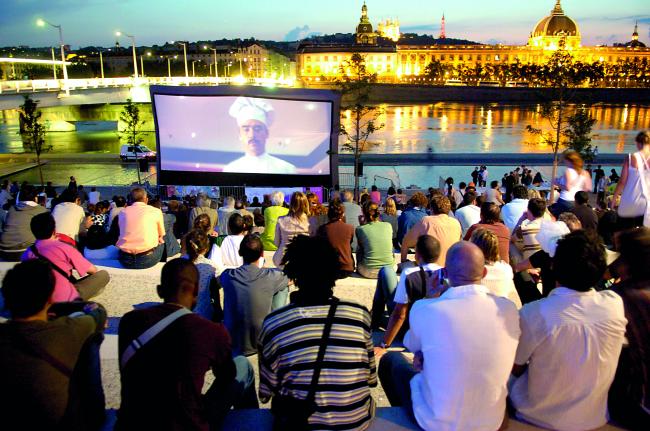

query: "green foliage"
(18, 95), (51, 185)
(564, 107), (597, 162)
(119, 98), (145, 147)
(119, 98), (145, 184)
(424, 60), (447, 81)
(334, 53), (384, 199)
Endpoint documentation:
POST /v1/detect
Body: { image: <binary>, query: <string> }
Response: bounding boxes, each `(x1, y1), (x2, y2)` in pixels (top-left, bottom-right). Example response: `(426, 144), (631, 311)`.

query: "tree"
(18, 95), (51, 186)
(335, 53), (384, 200)
(526, 49), (585, 202)
(424, 59), (446, 82)
(564, 107), (597, 162)
(119, 98), (145, 184)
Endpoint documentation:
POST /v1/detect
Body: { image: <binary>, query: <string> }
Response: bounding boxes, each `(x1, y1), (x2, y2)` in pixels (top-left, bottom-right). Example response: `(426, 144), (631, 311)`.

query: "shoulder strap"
(120, 307), (191, 369)
(306, 299), (339, 404)
(405, 266), (426, 302)
(30, 245), (77, 283)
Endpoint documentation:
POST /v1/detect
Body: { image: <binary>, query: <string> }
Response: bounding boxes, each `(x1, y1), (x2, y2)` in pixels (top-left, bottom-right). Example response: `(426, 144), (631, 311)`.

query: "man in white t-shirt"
(500, 185), (529, 233)
(379, 241), (520, 431)
(454, 190), (481, 237)
(371, 235), (441, 350)
(88, 187), (101, 206)
(211, 212), (246, 268)
(510, 230), (627, 431)
(51, 190), (88, 244)
(223, 97), (296, 174)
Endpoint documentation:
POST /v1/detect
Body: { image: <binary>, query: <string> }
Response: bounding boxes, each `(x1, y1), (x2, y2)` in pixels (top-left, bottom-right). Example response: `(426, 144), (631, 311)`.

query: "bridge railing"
(0, 76), (296, 95)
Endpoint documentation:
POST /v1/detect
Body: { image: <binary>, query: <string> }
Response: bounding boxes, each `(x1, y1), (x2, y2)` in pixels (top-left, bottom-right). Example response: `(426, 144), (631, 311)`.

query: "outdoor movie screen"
(151, 86), (340, 187)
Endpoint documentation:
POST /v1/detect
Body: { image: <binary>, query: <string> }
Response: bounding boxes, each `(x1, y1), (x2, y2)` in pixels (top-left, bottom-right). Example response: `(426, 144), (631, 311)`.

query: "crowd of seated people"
(0, 164), (649, 430)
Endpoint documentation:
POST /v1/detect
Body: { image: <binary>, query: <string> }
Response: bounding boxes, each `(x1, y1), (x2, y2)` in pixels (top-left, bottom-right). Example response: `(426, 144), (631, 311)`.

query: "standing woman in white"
(549, 150), (592, 218)
(612, 131), (650, 228)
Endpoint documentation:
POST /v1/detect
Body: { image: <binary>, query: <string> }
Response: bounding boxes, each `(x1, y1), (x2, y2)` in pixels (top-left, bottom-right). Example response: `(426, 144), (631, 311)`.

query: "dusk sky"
(1, 0), (648, 48)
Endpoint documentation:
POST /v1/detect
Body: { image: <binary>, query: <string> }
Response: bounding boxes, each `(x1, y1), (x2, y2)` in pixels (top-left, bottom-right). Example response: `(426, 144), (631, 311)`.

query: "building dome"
(355, 2), (377, 45)
(528, 1), (581, 50)
(532, 1), (579, 38)
(625, 22), (646, 48)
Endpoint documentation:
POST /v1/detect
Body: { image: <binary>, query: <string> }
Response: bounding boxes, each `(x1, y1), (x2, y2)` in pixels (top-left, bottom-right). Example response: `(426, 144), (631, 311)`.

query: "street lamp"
(50, 47), (57, 80)
(172, 41), (189, 81)
(36, 18), (69, 90)
(115, 31), (138, 78)
(203, 45), (219, 82)
(192, 60), (201, 77)
(140, 52), (151, 77)
(98, 49), (105, 79)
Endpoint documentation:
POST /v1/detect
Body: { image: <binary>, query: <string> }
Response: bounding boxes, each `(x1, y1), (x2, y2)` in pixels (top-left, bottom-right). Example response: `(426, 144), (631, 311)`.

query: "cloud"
(594, 34), (619, 44)
(284, 25), (320, 41)
(401, 24), (437, 34)
(484, 38), (508, 45)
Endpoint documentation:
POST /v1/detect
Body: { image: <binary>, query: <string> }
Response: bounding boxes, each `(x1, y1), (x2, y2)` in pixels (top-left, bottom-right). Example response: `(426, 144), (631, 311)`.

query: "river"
(1, 102), (648, 187)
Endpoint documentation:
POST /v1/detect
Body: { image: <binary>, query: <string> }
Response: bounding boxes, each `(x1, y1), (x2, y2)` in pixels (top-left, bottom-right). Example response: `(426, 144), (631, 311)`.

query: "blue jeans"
(371, 266), (398, 328)
(549, 198), (575, 218)
(378, 351), (416, 418)
(204, 355), (259, 427)
(118, 243), (164, 269)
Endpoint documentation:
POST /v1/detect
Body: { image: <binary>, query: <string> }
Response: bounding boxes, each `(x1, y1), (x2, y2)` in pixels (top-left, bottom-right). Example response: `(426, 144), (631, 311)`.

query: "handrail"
(0, 76), (297, 95)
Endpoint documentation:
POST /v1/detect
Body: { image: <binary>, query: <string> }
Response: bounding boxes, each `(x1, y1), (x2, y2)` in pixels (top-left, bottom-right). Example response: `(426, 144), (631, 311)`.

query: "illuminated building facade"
(297, 0), (650, 82)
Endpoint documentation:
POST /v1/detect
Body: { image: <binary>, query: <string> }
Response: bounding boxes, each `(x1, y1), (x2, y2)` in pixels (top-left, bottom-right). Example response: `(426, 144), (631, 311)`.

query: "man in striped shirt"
(512, 198), (546, 260)
(258, 236), (377, 430)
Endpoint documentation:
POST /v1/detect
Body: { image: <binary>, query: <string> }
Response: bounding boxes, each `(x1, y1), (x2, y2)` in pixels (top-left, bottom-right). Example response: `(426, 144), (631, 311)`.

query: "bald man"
(378, 241), (520, 431)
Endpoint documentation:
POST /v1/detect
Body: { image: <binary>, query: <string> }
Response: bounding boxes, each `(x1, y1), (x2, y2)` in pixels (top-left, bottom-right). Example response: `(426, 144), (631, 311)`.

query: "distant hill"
(301, 32), (480, 46)
(397, 33), (480, 45)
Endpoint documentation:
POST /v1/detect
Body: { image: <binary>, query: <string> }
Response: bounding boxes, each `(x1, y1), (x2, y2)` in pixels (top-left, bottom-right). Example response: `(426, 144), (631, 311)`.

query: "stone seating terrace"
(0, 253), (627, 430)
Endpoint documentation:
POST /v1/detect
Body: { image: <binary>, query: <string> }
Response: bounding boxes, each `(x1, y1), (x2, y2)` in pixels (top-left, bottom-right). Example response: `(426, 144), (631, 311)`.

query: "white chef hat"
(536, 220), (571, 258)
(229, 97), (274, 127)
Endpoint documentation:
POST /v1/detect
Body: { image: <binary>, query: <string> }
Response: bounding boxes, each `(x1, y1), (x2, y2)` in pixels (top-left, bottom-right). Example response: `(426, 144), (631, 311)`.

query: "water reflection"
(340, 103), (650, 155)
(0, 102), (648, 156)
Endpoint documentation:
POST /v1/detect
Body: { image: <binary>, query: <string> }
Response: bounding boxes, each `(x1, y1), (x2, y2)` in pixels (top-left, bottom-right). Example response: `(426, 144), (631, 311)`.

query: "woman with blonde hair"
(381, 197), (399, 249)
(306, 192), (328, 234)
(273, 191), (310, 268)
(469, 228), (522, 308)
(550, 150), (592, 218)
(612, 131), (650, 228)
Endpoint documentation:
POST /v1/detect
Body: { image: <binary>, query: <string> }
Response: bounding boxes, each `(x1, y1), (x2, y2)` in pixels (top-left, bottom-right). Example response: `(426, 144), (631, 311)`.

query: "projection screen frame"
(150, 85), (340, 187)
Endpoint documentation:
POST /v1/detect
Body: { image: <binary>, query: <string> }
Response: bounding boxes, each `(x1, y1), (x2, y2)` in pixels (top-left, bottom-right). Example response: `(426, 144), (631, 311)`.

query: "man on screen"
(223, 97), (297, 174)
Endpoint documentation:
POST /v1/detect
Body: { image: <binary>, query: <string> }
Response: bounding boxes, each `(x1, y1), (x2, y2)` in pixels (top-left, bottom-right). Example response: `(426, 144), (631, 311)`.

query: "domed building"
(356, 2), (378, 45)
(528, 0), (581, 50)
(296, 0), (650, 83)
(624, 23), (646, 48)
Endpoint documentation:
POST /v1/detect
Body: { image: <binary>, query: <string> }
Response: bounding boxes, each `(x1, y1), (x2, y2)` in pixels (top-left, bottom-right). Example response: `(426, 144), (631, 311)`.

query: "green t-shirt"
(260, 205), (289, 251)
(355, 221), (394, 269)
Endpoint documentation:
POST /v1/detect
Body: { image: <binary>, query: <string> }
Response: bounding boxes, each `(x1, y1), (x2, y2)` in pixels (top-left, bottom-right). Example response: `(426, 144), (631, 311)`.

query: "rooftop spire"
(633, 21), (639, 40)
(439, 13), (446, 39)
(552, 0), (564, 16)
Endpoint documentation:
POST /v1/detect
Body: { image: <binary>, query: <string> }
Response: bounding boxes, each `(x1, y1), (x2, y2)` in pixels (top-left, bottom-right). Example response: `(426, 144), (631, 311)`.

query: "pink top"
(22, 239), (92, 302)
(116, 202), (165, 254)
(370, 191), (381, 204)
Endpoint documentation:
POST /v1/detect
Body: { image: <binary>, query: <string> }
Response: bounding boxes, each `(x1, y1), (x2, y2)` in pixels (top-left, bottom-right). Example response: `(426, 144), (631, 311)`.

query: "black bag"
(271, 300), (339, 431)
